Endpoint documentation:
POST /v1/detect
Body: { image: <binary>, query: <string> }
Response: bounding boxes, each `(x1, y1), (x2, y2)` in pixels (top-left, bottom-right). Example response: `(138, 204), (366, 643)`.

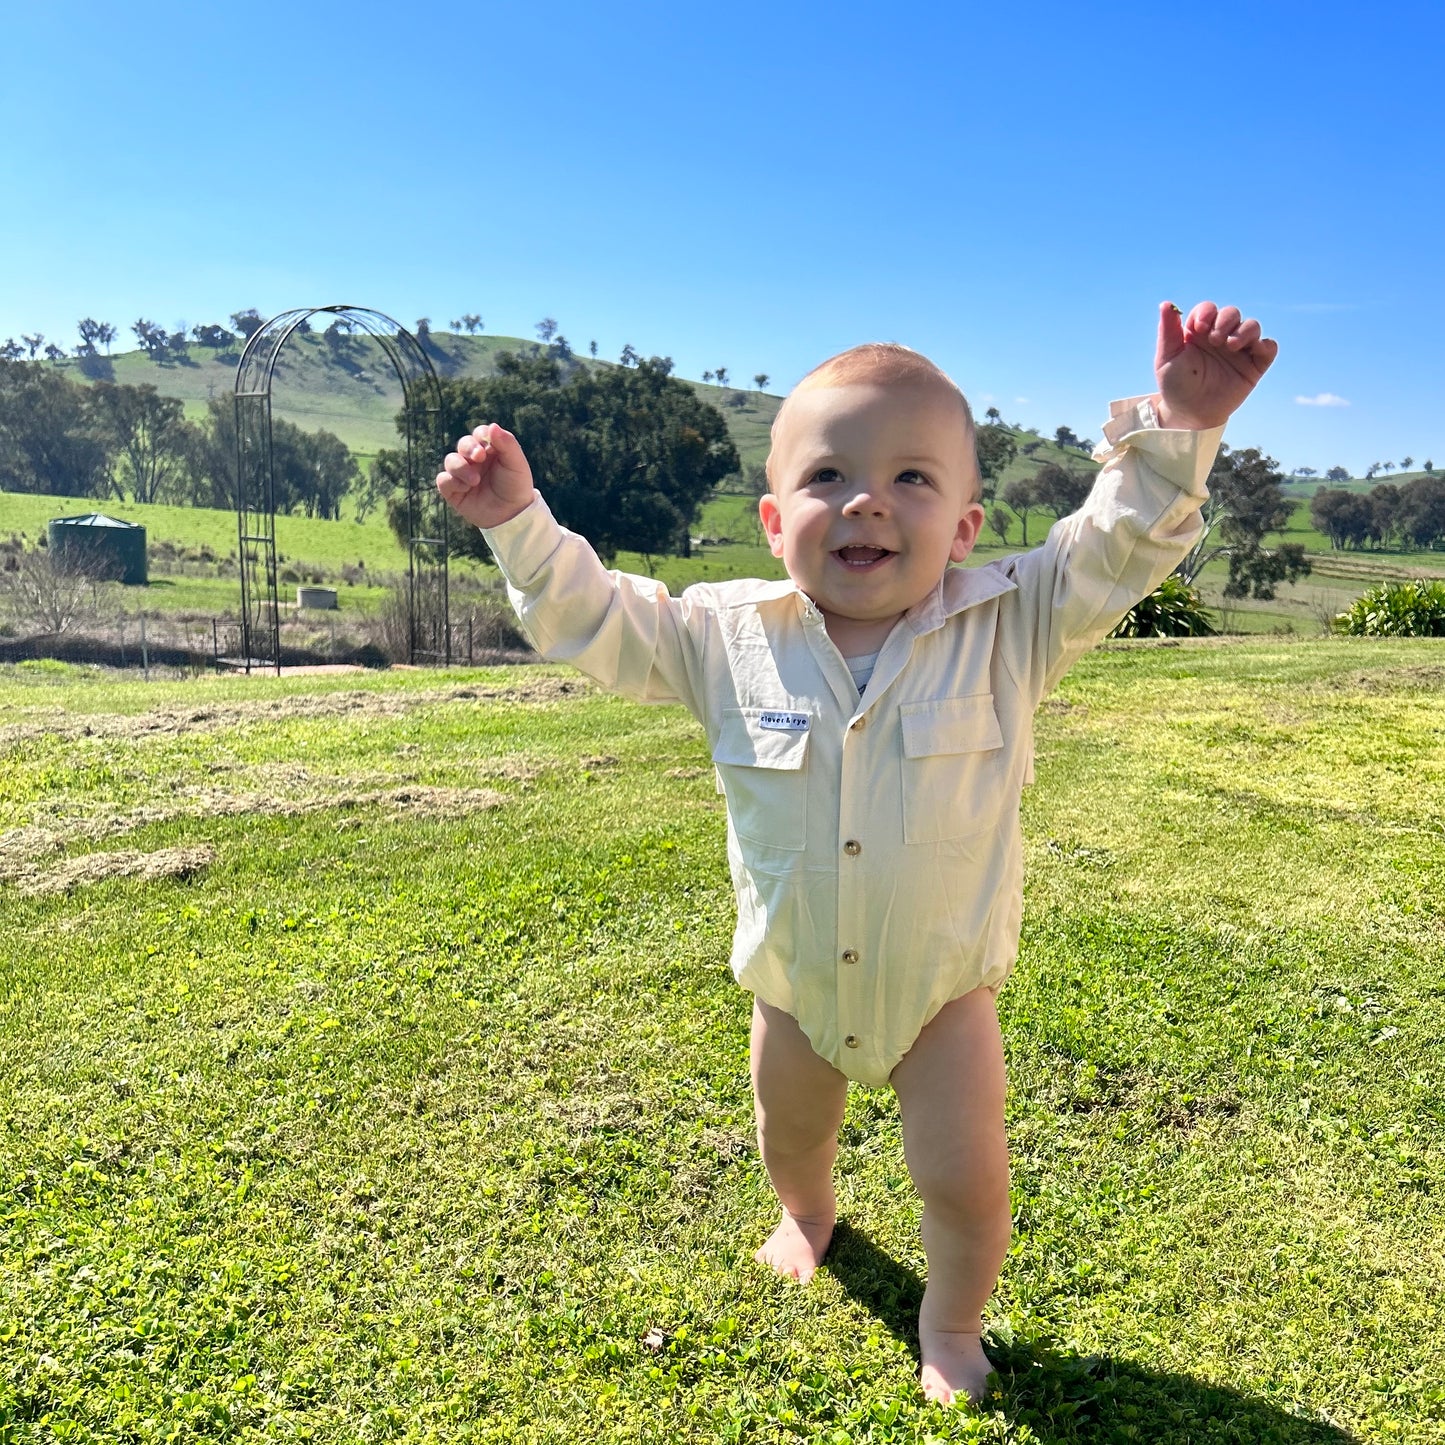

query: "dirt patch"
(1335, 665), (1445, 693)
(0, 783), (507, 878)
(16, 844), (215, 897)
(0, 677), (589, 748)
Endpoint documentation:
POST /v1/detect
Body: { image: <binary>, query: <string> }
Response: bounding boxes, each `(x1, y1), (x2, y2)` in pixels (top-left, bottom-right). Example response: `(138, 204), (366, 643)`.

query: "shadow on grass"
(826, 1222), (1357, 1444)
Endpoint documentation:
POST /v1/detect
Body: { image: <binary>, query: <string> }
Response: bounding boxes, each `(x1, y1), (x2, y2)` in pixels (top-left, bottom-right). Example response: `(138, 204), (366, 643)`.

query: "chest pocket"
(711, 707), (811, 853)
(899, 694), (1007, 845)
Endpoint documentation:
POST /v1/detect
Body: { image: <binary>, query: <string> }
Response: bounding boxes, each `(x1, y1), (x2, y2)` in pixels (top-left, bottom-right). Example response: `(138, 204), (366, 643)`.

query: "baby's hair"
(769, 343), (982, 499)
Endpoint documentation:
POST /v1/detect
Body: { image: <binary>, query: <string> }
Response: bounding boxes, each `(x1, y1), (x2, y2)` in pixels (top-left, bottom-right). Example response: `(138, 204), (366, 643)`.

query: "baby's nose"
(842, 483), (887, 514)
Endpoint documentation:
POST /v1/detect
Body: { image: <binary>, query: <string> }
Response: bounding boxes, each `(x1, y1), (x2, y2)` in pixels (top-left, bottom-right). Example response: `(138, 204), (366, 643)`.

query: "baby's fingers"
(1225, 318), (1262, 350)
(1185, 301), (1218, 338)
(443, 448), (484, 486)
(1210, 306), (1243, 344)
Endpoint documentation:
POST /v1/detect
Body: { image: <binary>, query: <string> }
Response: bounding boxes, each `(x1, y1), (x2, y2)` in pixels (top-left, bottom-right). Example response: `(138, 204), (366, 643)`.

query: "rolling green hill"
(54, 332), (787, 472)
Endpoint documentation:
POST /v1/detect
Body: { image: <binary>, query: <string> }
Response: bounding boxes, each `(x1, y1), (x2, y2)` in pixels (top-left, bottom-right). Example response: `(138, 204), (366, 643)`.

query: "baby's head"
(759, 344), (987, 652)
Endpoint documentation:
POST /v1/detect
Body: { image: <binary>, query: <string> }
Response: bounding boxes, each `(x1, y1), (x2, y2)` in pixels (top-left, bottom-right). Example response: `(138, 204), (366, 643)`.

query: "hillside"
(55, 331), (786, 471)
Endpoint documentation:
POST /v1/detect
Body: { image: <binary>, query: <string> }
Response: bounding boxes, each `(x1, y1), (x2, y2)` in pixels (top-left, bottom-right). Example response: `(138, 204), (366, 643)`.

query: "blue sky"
(3, 0), (1440, 476)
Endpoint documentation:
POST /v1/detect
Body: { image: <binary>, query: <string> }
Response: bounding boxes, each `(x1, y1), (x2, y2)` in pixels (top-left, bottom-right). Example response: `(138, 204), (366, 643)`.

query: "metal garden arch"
(233, 305), (449, 672)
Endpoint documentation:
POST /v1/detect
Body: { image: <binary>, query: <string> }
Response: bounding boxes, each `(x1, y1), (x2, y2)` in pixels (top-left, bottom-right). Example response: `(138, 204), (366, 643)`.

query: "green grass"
(1, 641), (1442, 1442)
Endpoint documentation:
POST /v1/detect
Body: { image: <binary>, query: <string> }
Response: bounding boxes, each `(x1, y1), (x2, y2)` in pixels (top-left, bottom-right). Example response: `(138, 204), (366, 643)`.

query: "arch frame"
(232, 305), (449, 672)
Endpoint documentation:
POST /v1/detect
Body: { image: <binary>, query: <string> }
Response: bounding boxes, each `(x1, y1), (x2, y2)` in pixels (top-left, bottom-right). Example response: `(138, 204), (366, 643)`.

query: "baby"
(437, 300), (1276, 1405)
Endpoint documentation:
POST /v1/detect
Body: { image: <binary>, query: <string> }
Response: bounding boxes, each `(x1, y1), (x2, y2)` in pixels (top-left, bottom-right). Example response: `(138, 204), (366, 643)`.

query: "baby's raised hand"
(435, 424), (537, 531)
(1154, 301), (1278, 431)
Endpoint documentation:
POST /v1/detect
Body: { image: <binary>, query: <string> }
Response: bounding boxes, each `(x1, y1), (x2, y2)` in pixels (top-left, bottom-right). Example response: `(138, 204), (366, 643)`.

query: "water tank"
(47, 513), (147, 585)
(297, 586), (338, 610)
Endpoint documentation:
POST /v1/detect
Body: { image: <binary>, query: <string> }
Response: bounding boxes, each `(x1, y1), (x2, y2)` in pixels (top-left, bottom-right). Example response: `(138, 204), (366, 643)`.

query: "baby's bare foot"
(753, 1211), (834, 1283)
(918, 1327), (994, 1406)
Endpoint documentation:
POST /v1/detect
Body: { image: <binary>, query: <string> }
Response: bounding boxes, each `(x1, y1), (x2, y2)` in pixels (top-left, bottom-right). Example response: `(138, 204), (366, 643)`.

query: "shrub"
(1111, 576), (1216, 638)
(1334, 579), (1445, 637)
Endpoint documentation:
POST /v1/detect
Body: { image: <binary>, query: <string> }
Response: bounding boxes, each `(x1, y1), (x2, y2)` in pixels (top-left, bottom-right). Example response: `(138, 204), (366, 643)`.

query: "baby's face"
(760, 382), (985, 652)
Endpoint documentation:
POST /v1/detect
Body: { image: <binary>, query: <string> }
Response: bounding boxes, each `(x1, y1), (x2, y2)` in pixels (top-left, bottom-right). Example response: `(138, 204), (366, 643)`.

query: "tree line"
(1309, 479), (1445, 551)
(0, 360), (357, 519)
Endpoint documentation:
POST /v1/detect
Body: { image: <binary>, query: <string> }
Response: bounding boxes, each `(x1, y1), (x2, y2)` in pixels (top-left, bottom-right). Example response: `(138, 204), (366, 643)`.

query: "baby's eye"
(895, 469), (928, 486)
(811, 467), (844, 485)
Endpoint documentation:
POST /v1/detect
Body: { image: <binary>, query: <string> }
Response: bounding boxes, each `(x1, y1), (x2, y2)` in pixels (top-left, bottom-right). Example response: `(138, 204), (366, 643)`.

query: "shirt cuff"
(1092, 395), (1224, 499)
(479, 493), (562, 589)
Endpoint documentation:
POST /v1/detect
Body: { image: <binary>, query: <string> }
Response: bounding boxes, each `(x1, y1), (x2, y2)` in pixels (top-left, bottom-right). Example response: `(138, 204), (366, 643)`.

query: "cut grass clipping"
(1, 641), (1442, 1443)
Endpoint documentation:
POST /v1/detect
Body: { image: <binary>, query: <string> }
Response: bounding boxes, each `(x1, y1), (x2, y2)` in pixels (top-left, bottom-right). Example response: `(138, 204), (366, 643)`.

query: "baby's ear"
(950, 502), (987, 563)
(758, 493), (786, 559)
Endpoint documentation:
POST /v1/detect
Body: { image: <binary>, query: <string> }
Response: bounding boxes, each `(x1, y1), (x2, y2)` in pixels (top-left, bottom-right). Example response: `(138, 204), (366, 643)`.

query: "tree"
(715, 367), (729, 386)
(1401, 456), (1414, 471)
(589, 340), (598, 358)
(1053, 424), (1082, 451)
(22, 334), (44, 361)
(75, 318), (116, 357)
(987, 506), (1012, 545)
(984, 407), (1002, 424)
(166, 330), (189, 361)
(535, 318), (558, 344)
(0, 340), (22, 362)
(89, 382), (190, 504)
(230, 309), (266, 341)
(701, 370), (713, 383)
(415, 318), (432, 344)
(620, 344), (639, 368)
(754, 373), (770, 392)
(1292, 466), (1317, 479)
(1397, 476), (1445, 549)
(1326, 465), (1350, 482)
(1001, 478), (1040, 546)
(974, 425), (1017, 502)
(0, 546), (114, 636)
(1382, 461), (1396, 474)
(43, 343), (66, 363)
(1031, 461), (1093, 520)
(1369, 484), (1402, 546)
(0, 360), (113, 496)
(1309, 487), (1377, 550)
(1177, 445), (1310, 598)
(191, 323), (235, 351)
(550, 335), (573, 361)
(464, 314), (483, 334)
(1425, 460), (1434, 474)
(131, 319), (169, 361)
(400, 350), (739, 565)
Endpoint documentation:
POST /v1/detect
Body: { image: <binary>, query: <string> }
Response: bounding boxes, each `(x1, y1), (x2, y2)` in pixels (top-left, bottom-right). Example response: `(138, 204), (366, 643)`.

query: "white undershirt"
(843, 650), (880, 694)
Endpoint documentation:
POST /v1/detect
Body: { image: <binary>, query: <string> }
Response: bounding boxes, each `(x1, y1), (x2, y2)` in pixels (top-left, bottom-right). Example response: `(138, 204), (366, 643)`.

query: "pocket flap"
(712, 708), (813, 770)
(901, 694), (1003, 758)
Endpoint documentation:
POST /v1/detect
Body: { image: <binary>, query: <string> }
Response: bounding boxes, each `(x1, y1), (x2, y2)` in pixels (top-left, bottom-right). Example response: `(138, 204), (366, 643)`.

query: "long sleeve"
(481, 494), (711, 719)
(1001, 396), (1222, 703)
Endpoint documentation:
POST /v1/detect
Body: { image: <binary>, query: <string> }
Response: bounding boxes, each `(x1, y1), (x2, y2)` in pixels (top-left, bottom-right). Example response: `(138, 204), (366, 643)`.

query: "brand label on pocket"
(759, 711), (810, 731)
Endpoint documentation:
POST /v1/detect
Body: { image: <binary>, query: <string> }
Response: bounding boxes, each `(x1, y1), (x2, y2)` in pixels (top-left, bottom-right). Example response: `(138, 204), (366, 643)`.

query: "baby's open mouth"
(834, 545), (893, 567)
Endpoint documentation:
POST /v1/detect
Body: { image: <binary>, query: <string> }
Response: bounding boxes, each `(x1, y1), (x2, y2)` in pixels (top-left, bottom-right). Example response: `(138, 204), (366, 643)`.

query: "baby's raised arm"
(436, 423), (537, 531)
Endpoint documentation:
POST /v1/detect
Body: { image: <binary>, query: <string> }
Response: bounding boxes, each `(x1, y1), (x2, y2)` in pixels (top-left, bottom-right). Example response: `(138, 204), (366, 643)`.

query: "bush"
(1111, 576), (1216, 638)
(1334, 579), (1445, 637)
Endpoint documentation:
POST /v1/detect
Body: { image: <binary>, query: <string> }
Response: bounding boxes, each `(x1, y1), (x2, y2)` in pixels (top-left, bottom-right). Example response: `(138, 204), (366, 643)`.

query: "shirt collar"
(905, 561), (1019, 635)
(739, 565), (1019, 631)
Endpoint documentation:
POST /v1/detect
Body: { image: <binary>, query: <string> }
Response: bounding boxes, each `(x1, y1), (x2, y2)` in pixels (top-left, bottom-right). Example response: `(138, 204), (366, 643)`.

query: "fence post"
(140, 615), (149, 681)
(468, 613), (473, 665)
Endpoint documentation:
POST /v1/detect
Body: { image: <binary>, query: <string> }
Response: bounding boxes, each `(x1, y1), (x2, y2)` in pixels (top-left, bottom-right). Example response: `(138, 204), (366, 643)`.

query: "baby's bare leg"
(891, 988), (1011, 1407)
(750, 998), (848, 1282)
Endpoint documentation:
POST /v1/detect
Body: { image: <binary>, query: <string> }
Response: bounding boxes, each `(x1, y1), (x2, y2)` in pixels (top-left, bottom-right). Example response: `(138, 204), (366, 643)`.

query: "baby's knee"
(909, 1148), (1011, 1224)
(755, 1099), (845, 1157)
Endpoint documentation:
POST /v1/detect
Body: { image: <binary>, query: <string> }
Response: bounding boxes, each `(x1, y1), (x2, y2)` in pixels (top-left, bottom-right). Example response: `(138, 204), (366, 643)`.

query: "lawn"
(1, 639), (1441, 1443)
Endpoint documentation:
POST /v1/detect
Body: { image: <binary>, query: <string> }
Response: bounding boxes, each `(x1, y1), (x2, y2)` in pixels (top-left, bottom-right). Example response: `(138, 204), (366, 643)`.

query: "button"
(845, 1035), (860, 1048)
(843, 839), (861, 856)
(841, 949), (859, 966)
(850, 716), (866, 731)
